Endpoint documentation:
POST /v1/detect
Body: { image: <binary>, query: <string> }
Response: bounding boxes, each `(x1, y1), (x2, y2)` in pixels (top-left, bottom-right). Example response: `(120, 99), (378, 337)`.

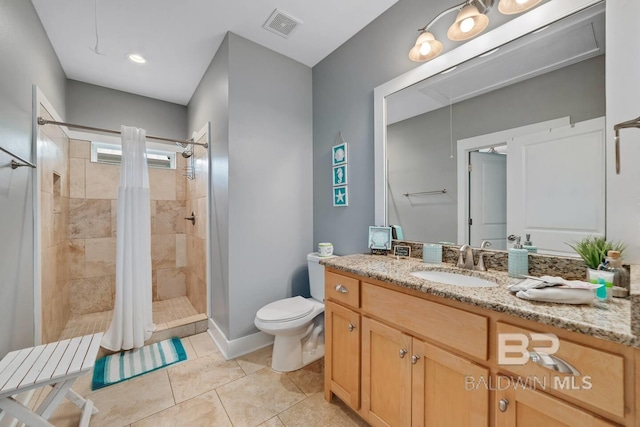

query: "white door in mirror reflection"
(469, 152), (507, 250)
(507, 117), (606, 255)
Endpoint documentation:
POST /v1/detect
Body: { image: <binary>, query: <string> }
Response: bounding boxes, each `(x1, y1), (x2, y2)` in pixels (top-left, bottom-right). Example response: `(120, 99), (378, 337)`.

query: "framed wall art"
(332, 142), (347, 166)
(333, 185), (348, 207)
(332, 165), (347, 186)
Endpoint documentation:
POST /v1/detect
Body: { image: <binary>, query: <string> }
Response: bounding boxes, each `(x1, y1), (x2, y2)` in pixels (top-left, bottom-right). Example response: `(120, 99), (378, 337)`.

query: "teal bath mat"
(92, 337), (186, 390)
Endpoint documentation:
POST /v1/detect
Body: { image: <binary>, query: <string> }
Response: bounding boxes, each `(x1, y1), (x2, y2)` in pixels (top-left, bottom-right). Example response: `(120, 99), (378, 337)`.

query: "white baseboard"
(207, 318), (273, 360)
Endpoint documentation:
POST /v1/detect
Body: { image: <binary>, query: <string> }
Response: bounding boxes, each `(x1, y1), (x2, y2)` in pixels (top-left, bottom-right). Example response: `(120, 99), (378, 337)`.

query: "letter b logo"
(498, 333), (559, 365)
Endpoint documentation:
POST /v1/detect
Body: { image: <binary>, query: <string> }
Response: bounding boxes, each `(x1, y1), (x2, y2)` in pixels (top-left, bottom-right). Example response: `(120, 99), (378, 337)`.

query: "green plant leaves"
(566, 236), (626, 269)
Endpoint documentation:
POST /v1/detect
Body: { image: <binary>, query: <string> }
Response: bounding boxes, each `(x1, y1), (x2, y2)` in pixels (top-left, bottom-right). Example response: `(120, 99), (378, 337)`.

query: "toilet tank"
(307, 252), (334, 301)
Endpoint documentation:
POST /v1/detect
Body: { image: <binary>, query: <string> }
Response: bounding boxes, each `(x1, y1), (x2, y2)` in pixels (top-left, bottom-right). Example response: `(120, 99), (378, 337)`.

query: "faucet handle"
(480, 240), (492, 249)
(475, 252), (489, 271)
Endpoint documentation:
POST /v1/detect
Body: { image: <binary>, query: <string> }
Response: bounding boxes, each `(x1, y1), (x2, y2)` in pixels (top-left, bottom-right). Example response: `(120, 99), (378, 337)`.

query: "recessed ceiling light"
(127, 53), (146, 64)
(479, 47), (500, 57)
(440, 66), (457, 74)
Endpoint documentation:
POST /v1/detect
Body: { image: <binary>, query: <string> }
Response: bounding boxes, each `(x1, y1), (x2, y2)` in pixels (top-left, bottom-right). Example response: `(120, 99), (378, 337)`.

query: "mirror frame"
(373, 0), (602, 238)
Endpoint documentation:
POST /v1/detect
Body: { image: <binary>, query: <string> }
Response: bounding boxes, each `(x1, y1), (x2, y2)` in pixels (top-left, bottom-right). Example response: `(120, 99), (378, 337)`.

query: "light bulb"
(460, 17), (475, 33)
(419, 42), (432, 55)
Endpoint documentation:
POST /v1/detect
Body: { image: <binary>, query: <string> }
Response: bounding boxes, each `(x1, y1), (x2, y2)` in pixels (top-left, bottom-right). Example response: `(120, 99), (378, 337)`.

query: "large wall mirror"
(375, 0), (606, 256)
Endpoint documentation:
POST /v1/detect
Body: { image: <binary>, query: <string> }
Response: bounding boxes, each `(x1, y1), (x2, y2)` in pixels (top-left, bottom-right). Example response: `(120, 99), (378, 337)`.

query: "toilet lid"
(256, 296), (314, 322)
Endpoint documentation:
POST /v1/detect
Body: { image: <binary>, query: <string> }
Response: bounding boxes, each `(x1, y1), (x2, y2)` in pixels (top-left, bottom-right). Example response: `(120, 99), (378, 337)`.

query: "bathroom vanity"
(322, 254), (639, 426)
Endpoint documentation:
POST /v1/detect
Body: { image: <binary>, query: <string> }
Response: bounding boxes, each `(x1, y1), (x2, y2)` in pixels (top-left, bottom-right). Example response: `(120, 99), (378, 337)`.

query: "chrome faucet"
(457, 241), (492, 271)
(457, 245), (475, 269)
(476, 240), (492, 271)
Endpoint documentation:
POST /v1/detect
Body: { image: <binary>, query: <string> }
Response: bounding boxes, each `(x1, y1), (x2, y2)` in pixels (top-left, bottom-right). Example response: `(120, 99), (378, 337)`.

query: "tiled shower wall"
(38, 108), (71, 343)
(68, 139), (192, 315)
(185, 136), (208, 314)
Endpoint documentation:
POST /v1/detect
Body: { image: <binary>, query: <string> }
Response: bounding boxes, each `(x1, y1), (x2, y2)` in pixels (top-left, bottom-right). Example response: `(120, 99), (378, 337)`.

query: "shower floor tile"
(59, 296), (200, 340)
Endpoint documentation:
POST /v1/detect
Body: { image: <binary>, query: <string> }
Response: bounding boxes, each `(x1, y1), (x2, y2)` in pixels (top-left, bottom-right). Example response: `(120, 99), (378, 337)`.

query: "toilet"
(254, 252), (332, 372)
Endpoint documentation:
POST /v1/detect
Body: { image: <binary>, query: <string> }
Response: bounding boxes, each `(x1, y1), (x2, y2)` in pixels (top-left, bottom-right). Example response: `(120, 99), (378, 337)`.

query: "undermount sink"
(410, 270), (498, 288)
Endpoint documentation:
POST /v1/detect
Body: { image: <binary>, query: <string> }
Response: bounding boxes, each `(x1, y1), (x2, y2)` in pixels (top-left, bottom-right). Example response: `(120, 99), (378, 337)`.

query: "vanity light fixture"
(409, 31), (443, 62)
(498, 0), (542, 15)
(127, 53), (146, 64)
(409, 0), (493, 62)
(409, 0), (541, 62)
(447, 3), (490, 41)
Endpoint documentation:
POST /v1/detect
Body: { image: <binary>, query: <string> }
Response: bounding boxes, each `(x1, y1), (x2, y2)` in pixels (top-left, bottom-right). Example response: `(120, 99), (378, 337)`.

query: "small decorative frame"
(368, 226), (392, 251)
(332, 165), (347, 186)
(394, 245), (411, 258)
(333, 186), (348, 207)
(332, 142), (348, 166)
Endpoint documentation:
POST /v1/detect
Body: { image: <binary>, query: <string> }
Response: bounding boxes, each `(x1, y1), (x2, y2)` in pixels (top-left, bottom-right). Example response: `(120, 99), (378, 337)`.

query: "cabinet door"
(412, 339), (489, 427)
(495, 378), (616, 427)
(325, 301), (360, 409)
(362, 317), (412, 427)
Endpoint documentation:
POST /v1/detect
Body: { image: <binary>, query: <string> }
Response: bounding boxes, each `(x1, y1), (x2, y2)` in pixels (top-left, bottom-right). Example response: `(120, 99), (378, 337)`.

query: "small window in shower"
(90, 141), (176, 169)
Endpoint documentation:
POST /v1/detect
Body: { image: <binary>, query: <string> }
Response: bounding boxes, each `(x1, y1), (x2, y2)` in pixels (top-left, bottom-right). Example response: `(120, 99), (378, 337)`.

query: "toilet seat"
(256, 296), (314, 323)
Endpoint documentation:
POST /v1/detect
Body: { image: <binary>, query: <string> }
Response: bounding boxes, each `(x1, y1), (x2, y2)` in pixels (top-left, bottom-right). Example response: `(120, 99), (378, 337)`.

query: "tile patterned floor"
(59, 297), (199, 339)
(31, 333), (369, 427)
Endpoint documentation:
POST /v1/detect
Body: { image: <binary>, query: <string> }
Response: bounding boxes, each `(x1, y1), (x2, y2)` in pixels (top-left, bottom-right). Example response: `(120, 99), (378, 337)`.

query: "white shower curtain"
(102, 126), (155, 351)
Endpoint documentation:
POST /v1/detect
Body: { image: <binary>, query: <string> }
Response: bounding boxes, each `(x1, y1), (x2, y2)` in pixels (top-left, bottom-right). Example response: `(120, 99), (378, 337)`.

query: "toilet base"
(270, 321), (325, 372)
(271, 337), (324, 372)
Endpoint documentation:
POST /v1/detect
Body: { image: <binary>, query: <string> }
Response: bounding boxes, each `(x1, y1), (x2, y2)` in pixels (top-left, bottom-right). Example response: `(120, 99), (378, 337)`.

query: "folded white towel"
(508, 276), (600, 292)
(515, 288), (595, 304)
(508, 275), (600, 305)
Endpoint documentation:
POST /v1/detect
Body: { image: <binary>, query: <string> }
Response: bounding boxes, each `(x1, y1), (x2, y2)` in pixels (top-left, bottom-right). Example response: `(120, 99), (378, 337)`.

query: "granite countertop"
(321, 254), (639, 348)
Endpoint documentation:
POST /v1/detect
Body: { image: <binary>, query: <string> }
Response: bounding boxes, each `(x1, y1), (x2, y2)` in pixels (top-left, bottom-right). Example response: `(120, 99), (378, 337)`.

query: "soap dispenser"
(523, 234), (538, 253)
(508, 235), (529, 277)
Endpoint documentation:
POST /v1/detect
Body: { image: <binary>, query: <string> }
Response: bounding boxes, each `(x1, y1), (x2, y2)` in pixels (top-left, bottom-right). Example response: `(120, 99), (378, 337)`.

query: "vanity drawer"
(495, 322), (625, 419)
(361, 282), (488, 360)
(325, 271), (360, 308)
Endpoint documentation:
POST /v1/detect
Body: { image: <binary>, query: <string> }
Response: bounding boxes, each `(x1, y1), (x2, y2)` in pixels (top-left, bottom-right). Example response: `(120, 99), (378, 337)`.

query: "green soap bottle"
(508, 236), (529, 277)
(523, 234), (538, 253)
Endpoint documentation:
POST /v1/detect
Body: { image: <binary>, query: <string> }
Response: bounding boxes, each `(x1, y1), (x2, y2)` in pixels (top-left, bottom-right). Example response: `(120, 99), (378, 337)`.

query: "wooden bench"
(0, 333), (103, 427)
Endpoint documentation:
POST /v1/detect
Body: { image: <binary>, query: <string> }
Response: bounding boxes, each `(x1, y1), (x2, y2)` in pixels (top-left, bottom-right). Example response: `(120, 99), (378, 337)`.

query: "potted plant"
(567, 236), (625, 284)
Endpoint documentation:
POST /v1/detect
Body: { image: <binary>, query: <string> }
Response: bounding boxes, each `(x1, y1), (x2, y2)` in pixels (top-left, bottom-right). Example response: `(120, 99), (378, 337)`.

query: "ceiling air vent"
(263, 9), (302, 38)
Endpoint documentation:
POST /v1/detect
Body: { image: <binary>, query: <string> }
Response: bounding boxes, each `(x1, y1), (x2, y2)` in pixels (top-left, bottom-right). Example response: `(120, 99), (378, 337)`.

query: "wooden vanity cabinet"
(361, 317), (412, 427)
(325, 301), (360, 409)
(324, 267), (637, 427)
(495, 381), (616, 427)
(361, 317), (490, 427)
(325, 271), (362, 409)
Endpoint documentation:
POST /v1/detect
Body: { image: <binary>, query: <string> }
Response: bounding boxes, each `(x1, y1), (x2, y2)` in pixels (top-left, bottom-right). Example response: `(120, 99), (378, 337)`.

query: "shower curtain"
(102, 126), (155, 351)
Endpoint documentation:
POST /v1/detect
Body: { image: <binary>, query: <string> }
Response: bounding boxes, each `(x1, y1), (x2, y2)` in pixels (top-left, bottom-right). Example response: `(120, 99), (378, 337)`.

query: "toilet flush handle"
(335, 284), (349, 294)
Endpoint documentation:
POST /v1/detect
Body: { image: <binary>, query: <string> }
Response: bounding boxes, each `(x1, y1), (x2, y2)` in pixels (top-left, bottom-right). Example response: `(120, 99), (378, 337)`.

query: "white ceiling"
(31, 0), (398, 105)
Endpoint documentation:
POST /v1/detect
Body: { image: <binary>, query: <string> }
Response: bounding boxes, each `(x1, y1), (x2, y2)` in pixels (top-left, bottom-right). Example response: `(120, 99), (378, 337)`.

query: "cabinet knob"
(499, 398), (509, 412)
(411, 355), (421, 364)
(399, 349), (408, 358)
(348, 323), (356, 332)
(335, 284), (349, 294)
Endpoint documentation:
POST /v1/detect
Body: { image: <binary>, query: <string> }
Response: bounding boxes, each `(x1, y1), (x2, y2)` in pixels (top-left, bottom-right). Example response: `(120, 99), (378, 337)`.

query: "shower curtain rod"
(37, 117), (209, 148)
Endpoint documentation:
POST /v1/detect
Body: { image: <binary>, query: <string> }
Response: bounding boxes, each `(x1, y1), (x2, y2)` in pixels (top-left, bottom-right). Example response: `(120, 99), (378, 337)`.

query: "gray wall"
(0, 0), (67, 357)
(188, 33), (313, 341)
(387, 55), (605, 242)
(313, 0), (440, 255)
(188, 35), (231, 336)
(67, 80), (187, 140)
